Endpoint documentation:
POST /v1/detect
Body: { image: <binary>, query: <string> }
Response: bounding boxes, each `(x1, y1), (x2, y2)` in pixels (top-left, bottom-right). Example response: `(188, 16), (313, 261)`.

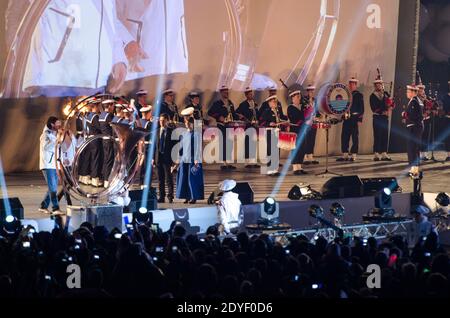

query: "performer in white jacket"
(217, 179), (242, 235)
(38, 116), (63, 215)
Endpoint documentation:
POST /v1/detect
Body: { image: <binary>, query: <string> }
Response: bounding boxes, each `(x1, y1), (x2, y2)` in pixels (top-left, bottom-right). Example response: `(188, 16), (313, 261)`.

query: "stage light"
(5, 215), (14, 223)
(371, 187), (395, 218)
(264, 197), (276, 214)
(330, 202), (345, 219)
(308, 204), (324, 219)
(139, 207), (148, 214)
(133, 207), (152, 225)
(2, 216), (21, 235)
(259, 197), (280, 226)
(435, 192), (449, 207)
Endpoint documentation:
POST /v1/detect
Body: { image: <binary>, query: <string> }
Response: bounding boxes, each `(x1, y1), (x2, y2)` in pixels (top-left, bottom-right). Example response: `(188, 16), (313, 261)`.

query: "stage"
(4, 153), (449, 220)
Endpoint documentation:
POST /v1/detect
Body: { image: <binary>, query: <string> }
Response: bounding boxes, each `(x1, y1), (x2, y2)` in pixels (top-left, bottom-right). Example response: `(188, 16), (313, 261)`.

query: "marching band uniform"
(99, 100), (116, 188)
(176, 108), (204, 204)
(79, 103), (103, 187)
(139, 105), (154, 186)
(186, 91), (203, 121)
(402, 85), (424, 177)
(370, 76), (393, 161)
(236, 87), (260, 168)
(418, 85), (432, 160)
(338, 78), (364, 161)
(287, 90), (307, 175)
(160, 89), (181, 122)
(442, 82), (450, 161)
(260, 95), (287, 176)
(260, 87), (286, 120)
(135, 89), (148, 113)
(302, 85), (318, 164)
(207, 86), (238, 170)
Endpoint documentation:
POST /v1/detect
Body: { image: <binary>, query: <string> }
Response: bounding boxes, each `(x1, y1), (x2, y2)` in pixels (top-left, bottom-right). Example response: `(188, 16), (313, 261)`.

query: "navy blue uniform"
(370, 91), (390, 153)
(287, 104), (306, 164)
(208, 99), (237, 163)
(342, 90), (364, 154)
(237, 100), (259, 162)
(442, 94), (450, 153)
(155, 126), (175, 201)
(404, 96), (424, 166)
(99, 111), (115, 183)
(79, 112), (103, 179)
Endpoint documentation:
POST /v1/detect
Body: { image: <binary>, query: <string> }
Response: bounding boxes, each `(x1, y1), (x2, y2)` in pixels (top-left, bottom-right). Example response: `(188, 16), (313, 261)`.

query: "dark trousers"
(421, 119), (431, 152)
(341, 118), (359, 154)
(218, 124), (230, 163)
(79, 139), (103, 178)
(292, 127), (306, 165)
(372, 115), (389, 153)
(407, 124), (424, 166)
(305, 127), (317, 155)
(102, 139), (115, 182)
(57, 165), (72, 205)
(157, 159), (174, 199)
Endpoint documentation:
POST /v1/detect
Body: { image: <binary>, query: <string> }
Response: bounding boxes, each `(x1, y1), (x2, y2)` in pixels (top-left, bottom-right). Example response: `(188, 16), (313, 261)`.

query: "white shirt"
(218, 191), (242, 233)
(39, 126), (57, 170)
(116, 0), (188, 79)
(24, 0), (131, 91)
(60, 136), (77, 167)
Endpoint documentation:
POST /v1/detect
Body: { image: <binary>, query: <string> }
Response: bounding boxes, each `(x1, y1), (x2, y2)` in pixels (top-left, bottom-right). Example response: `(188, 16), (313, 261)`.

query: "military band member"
(136, 89), (148, 113)
(186, 91), (203, 121)
(442, 81), (450, 162)
(160, 89), (180, 122)
(402, 84), (424, 177)
(79, 100), (103, 187)
(260, 95), (288, 176)
(260, 86), (286, 120)
(370, 75), (393, 161)
(302, 85), (319, 164)
(236, 87), (260, 168)
(417, 83), (433, 161)
(287, 90), (307, 175)
(99, 99), (116, 188)
(337, 77), (364, 162)
(208, 85), (238, 170)
(139, 104), (154, 185)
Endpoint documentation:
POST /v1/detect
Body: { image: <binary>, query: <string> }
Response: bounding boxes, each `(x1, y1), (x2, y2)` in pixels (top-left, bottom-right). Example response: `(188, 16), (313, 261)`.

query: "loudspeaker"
(361, 177), (400, 195)
(126, 188), (157, 213)
(232, 182), (254, 205)
(321, 175), (364, 199)
(0, 197), (24, 220)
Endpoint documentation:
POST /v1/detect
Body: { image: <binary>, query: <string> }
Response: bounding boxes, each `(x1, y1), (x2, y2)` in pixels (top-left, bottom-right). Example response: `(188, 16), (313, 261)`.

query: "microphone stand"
(316, 114), (342, 177)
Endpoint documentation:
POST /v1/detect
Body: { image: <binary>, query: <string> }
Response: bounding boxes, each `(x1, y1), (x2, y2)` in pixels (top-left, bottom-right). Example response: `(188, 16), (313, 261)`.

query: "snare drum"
(225, 120), (247, 129)
(313, 121), (331, 129)
(278, 132), (297, 150)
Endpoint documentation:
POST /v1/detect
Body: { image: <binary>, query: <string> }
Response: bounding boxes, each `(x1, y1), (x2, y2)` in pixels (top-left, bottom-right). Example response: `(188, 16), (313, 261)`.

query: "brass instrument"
(250, 100), (258, 125)
(56, 93), (149, 204)
(225, 102), (234, 123)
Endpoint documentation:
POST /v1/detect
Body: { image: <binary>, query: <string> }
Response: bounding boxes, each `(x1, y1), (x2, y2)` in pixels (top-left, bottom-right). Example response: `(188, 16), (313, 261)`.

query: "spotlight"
(258, 197), (280, 226)
(308, 205), (344, 238)
(132, 207), (152, 225)
(330, 202), (345, 219)
(435, 192), (449, 207)
(374, 187), (394, 216)
(2, 216), (21, 235)
(308, 204), (324, 219)
(330, 202), (345, 227)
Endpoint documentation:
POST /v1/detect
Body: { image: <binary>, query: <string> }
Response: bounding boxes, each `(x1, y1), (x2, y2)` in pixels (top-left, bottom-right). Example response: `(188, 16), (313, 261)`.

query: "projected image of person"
(17, 0), (187, 97)
(116, 0), (188, 78)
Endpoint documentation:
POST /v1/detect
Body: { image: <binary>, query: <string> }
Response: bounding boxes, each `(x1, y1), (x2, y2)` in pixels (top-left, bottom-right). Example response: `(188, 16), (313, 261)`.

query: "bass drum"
(318, 83), (352, 116)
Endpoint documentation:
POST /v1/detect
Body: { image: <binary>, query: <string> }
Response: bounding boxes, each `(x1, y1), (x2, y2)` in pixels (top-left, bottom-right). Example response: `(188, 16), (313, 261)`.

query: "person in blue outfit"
(176, 107), (204, 204)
